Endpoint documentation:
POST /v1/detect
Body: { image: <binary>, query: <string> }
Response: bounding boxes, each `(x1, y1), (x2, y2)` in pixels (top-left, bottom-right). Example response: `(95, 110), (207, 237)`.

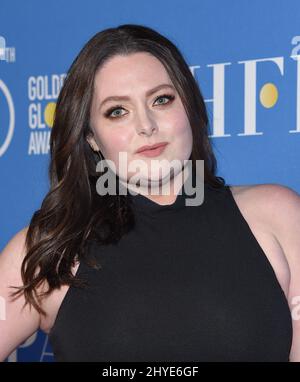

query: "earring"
(96, 150), (104, 162)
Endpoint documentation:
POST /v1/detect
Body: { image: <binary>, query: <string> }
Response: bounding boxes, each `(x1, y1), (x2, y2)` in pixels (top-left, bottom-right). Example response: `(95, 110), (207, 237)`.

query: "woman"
(0, 24), (299, 362)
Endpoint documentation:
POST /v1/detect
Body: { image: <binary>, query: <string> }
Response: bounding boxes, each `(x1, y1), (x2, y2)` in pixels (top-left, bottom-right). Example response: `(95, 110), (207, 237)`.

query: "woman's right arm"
(0, 227), (41, 361)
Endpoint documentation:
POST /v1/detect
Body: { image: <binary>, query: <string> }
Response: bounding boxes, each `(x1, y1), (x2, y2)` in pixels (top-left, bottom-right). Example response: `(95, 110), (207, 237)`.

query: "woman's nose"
(134, 107), (158, 136)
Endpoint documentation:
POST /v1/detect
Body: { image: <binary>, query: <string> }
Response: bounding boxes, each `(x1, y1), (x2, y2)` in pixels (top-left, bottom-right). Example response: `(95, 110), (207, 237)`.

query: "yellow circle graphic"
(259, 83), (278, 108)
(44, 102), (56, 127)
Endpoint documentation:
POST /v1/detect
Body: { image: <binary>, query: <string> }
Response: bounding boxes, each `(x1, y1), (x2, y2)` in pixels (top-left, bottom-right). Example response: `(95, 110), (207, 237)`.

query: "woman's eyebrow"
(98, 83), (175, 110)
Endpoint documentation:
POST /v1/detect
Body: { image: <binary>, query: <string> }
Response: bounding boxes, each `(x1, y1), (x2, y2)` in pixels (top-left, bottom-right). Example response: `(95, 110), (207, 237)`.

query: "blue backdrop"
(0, 0), (299, 361)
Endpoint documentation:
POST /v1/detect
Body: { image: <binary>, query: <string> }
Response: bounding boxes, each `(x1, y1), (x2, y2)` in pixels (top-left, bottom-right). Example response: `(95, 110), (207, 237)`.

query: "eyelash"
(103, 94), (175, 119)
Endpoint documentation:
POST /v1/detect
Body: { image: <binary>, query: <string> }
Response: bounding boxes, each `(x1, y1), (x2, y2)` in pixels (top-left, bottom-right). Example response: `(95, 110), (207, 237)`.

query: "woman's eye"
(154, 94), (175, 106)
(104, 94), (175, 119)
(110, 108), (126, 118)
(104, 105), (126, 119)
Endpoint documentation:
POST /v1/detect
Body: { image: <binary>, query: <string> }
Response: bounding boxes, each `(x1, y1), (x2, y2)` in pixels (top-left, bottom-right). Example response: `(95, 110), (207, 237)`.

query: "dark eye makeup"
(103, 94), (176, 119)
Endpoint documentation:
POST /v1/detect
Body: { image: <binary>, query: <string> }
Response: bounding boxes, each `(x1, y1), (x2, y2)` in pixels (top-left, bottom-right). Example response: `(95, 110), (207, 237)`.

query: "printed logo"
(0, 79), (15, 157)
(27, 74), (66, 155)
(0, 36), (16, 63)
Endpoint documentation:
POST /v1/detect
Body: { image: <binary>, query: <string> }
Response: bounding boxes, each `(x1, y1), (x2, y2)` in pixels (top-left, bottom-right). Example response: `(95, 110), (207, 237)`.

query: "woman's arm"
(0, 227), (41, 361)
(265, 185), (300, 362)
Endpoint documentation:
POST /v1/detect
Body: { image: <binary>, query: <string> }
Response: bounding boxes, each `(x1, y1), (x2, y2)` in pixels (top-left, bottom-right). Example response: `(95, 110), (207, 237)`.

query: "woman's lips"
(136, 143), (168, 157)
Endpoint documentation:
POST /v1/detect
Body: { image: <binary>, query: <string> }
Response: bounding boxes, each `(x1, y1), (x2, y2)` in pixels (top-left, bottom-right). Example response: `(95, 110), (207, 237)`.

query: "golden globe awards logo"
(27, 74), (66, 155)
(0, 79), (15, 157)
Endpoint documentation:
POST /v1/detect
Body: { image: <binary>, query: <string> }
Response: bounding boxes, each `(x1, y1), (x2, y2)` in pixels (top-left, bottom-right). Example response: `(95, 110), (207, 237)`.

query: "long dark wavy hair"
(12, 24), (225, 314)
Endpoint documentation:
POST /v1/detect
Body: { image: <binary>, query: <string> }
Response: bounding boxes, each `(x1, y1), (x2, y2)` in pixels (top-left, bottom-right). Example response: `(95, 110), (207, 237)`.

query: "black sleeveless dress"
(48, 176), (293, 362)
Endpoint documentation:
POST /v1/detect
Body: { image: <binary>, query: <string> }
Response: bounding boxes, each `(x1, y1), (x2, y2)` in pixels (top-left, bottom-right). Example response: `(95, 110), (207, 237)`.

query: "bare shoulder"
(229, 182), (300, 293)
(1, 225), (29, 252)
(229, 183), (300, 226)
(0, 224), (80, 348)
(230, 183), (300, 361)
(0, 226), (30, 285)
(227, 183), (299, 294)
(0, 225), (41, 361)
(229, 182), (299, 199)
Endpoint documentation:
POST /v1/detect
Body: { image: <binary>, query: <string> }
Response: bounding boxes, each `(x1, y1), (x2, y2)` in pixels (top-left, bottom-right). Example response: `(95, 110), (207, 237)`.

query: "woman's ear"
(86, 133), (100, 152)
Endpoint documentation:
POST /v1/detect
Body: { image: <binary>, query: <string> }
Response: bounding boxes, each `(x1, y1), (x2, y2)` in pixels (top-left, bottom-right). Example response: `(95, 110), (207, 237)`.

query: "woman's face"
(88, 52), (193, 190)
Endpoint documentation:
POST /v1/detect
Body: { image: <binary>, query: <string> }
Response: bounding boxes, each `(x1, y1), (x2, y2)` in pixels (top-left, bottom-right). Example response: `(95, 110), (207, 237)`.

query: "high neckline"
(128, 168), (197, 216)
(130, 185), (186, 215)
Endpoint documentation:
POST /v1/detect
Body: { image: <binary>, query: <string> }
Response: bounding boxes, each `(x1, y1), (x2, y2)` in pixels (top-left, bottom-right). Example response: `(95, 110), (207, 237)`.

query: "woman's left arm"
(267, 185), (300, 362)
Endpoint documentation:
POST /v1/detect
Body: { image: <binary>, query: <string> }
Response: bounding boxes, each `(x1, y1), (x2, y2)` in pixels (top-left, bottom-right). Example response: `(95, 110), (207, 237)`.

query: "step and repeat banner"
(0, 0), (299, 361)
